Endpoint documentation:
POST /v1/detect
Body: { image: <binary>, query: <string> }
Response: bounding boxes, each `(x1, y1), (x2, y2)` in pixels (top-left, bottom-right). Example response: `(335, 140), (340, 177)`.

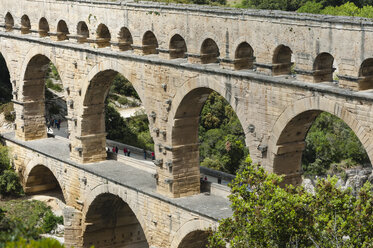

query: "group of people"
(110, 146), (131, 157)
(47, 118), (61, 131)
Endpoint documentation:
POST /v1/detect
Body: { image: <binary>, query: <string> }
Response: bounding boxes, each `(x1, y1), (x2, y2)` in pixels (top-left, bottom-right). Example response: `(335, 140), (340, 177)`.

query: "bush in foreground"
(208, 160), (373, 247)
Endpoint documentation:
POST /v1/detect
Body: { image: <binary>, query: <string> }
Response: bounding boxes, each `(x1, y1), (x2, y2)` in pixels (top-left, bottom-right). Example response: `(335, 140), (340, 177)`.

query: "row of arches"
(4, 12), (373, 85)
(23, 162), (210, 248)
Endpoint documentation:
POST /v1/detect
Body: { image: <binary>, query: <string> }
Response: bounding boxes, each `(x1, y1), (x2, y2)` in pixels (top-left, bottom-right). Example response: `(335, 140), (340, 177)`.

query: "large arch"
(82, 184), (150, 248)
(170, 81), (249, 197)
(74, 61), (148, 163)
(170, 219), (214, 248)
(268, 96), (372, 185)
(17, 48), (67, 141)
(313, 52), (334, 83)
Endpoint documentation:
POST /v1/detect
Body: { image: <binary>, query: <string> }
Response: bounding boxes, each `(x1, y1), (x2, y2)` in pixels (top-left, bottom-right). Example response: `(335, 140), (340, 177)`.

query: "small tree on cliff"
(208, 158), (373, 247)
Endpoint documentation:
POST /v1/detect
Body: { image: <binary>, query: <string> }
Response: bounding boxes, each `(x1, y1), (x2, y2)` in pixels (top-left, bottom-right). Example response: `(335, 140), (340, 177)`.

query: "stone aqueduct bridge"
(1, 0), (373, 246)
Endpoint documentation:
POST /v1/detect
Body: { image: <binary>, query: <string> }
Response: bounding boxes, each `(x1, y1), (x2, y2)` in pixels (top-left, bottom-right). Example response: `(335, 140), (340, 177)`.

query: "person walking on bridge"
(123, 147), (128, 156)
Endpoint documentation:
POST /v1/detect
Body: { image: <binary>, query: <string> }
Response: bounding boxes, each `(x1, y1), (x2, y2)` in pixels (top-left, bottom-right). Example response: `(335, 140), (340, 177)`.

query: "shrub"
(46, 79), (63, 92)
(5, 238), (65, 248)
(0, 170), (23, 197)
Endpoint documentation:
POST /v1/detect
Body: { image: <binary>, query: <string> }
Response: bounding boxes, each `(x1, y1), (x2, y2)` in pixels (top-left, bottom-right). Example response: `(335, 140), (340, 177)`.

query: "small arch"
(313, 52), (335, 83)
(96, 23), (111, 48)
(142, 31), (158, 55)
(272, 45), (292, 75)
(24, 164), (65, 203)
(358, 58), (373, 90)
(200, 38), (219, 64)
(77, 21), (89, 43)
(82, 193), (149, 248)
(177, 230), (209, 248)
(234, 42), (254, 70)
(57, 20), (69, 41)
(118, 27), (133, 51)
(4, 12), (14, 31)
(169, 34), (187, 59)
(21, 15), (31, 34)
(38, 17), (49, 37)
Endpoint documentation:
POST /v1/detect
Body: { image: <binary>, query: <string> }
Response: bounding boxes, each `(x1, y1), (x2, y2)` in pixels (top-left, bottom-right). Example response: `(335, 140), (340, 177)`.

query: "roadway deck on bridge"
(1, 132), (232, 220)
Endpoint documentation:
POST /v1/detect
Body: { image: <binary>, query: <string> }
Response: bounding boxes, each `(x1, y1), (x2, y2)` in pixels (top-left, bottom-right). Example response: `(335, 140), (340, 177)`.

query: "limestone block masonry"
(1, 0), (373, 225)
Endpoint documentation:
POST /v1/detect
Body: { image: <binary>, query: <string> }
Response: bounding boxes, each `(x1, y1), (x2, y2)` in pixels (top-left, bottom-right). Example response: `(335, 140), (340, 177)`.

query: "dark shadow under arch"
(57, 20), (69, 41)
(177, 230), (209, 248)
(200, 38), (219, 64)
(82, 193), (149, 248)
(358, 58), (373, 90)
(234, 42), (254, 70)
(0, 52), (12, 103)
(77, 21), (89, 43)
(21, 15), (31, 34)
(118, 27), (133, 51)
(142, 31), (158, 55)
(272, 44), (292, 76)
(169, 34), (187, 59)
(313, 52), (335, 83)
(5, 12), (14, 31)
(39, 17), (49, 37)
(96, 23), (111, 48)
(25, 164), (65, 203)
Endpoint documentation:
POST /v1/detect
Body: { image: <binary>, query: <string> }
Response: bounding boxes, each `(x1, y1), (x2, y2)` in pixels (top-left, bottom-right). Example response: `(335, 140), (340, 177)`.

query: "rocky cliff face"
(303, 167), (373, 194)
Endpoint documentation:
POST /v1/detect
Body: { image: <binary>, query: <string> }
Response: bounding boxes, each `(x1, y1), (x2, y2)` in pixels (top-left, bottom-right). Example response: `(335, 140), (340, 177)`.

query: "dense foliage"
(0, 145), (23, 197)
(199, 92), (248, 174)
(0, 200), (63, 246)
(208, 160), (373, 247)
(5, 238), (66, 248)
(302, 112), (370, 177)
(297, 1), (373, 16)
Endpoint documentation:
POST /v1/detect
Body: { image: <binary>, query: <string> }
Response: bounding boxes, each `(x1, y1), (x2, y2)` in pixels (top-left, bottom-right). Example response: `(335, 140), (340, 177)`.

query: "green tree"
(208, 161), (373, 247)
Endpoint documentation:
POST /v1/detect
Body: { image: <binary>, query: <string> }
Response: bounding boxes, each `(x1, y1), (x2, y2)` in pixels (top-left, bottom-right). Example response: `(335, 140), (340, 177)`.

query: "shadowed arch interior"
(38, 17), (49, 37)
(118, 27), (133, 51)
(21, 15), (31, 34)
(25, 164), (65, 203)
(77, 21), (89, 43)
(200, 38), (219, 64)
(177, 230), (209, 248)
(272, 44), (292, 75)
(83, 193), (149, 248)
(169, 34), (187, 59)
(0, 52), (12, 103)
(142, 31), (158, 55)
(313, 52), (335, 83)
(96, 23), (111, 48)
(5, 12), (14, 31)
(234, 42), (254, 70)
(358, 58), (373, 90)
(57, 20), (69, 41)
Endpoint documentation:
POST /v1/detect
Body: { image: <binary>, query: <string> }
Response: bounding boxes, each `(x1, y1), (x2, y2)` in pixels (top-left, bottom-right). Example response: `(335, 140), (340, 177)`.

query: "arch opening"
(273, 110), (371, 187)
(25, 164), (65, 203)
(118, 27), (133, 51)
(272, 45), (293, 76)
(358, 58), (373, 90)
(142, 31), (158, 55)
(77, 21), (89, 43)
(57, 20), (69, 41)
(0, 53), (12, 104)
(313, 52), (335, 83)
(177, 230), (209, 248)
(169, 34), (187, 59)
(172, 88), (248, 196)
(200, 38), (219, 64)
(82, 193), (149, 248)
(96, 24), (111, 48)
(21, 15), (31, 34)
(5, 12), (14, 31)
(38, 17), (49, 37)
(21, 55), (68, 140)
(234, 42), (254, 70)
(81, 70), (152, 162)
